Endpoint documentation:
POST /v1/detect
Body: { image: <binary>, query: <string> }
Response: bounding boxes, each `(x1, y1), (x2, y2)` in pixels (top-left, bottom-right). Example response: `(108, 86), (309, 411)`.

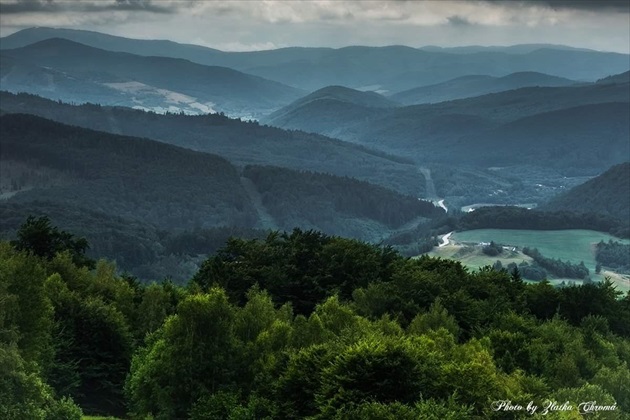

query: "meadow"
(430, 229), (630, 291)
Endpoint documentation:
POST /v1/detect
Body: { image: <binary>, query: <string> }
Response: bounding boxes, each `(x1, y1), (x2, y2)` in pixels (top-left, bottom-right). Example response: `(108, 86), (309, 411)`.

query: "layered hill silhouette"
(2, 27), (629, 92)
(263, 85), (397, 138)
(0, 112), (442, 278)
(1, 38), (303, 117)
(543, 162), (630, 221)
(0, 92), (420, 195)
(0, 113), (257, 231)
(391, 72), (577, 105)
(267, 76), (630, 174)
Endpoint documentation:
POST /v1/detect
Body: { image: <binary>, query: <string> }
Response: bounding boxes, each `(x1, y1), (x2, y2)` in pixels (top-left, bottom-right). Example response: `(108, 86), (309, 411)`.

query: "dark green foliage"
(243, 165), (442, 231)
(317, 336), (426, 414)
(459, 206), (629, 238)
(596, 240), (630, 274)
(512, 262), (548, 281)
(0, 113), (257, 232)
(0, 92), (421, 195)
(193, 229), (401, 314)
(11, 215), (94, 269)
(3, 219), (630, 419)
(45, 267), (134, 417)
(482, 241), (503, 256)
(522, 247), (590, 279)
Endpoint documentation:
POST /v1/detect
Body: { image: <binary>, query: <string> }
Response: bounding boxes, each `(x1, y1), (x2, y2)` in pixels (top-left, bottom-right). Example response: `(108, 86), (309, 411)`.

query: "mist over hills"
(2, 27), (629, 93)
(267, 76), (630, 175)
(1, 38), (303, 117)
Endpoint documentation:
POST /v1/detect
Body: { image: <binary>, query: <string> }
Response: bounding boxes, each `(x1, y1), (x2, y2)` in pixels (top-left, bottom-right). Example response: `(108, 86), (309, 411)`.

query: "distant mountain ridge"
(543, 163), (630, 221)
(2, 27), (628, 92)
(391, 72), (577, 105)
(1, 38), (304, 117)
(266, 75), (630, 174)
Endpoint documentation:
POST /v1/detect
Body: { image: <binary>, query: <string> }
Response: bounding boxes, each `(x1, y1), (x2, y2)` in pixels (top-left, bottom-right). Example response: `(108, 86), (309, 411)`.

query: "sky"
(0, 0), (629, 53)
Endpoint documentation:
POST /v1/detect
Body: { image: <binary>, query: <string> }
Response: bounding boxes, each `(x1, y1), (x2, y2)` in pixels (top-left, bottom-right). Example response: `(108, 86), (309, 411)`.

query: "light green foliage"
(330, 399), (472, 420)
(592, 364), (630, 412)
(127, 289), (240, 419)
(4, 218), (630, 419)
(0, 243), (53, 366)
(553, 384), (620, 420)
(317, 336), (428, 414)
(408, 298), (460, 338)
(189, 391), (276, 420)
(0, 343), (82, 420)
(134, 282), (181, 339)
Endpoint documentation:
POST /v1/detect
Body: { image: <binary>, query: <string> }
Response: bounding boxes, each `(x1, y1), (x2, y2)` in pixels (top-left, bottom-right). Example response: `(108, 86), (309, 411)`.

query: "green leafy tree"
(126, 289), (241, 419)
(11, 216), (94, 269)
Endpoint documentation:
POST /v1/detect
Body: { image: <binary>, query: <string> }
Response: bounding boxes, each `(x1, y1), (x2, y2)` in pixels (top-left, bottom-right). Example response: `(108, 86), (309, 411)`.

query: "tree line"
(596, 240), (630, 274)
(522, 247), (590, 280)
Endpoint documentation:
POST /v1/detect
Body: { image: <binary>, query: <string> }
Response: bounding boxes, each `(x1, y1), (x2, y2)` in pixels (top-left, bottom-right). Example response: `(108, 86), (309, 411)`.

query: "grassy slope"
(430, 229), (630, 291)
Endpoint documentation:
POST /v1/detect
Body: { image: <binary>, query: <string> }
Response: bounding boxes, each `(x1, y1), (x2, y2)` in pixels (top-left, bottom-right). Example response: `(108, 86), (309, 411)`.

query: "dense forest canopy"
(2, 219), (630, 419)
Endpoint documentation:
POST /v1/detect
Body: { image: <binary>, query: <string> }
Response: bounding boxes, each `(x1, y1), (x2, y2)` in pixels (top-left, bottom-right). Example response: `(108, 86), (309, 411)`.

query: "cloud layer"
(1, 0), (628, 52)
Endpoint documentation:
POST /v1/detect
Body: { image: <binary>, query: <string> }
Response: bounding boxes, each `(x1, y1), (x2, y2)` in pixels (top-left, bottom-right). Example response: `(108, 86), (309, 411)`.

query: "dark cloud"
(484, 0), (630, 12)
(109, 0), (176, 13)
(0, 0), (178, 15)
(0, 0), (57, 14)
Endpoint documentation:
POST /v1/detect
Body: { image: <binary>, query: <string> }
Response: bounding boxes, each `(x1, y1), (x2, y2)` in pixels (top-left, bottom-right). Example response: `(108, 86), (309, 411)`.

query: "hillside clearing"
(429, 229), (630, 292)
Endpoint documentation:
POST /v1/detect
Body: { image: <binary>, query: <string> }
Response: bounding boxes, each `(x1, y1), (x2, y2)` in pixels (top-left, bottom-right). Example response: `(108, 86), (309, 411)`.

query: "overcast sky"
(1, 0), (629, 53)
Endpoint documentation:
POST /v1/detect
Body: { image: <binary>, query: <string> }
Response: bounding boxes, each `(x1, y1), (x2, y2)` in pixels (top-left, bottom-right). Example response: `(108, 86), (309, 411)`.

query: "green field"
(453, 229), (629, 270)
(429, 229), (630, 291)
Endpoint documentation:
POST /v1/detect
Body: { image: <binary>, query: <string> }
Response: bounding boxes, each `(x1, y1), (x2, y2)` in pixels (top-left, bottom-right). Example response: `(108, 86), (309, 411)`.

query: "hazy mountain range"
(2, 27), (629, 94)
(1, 27), (629, 279)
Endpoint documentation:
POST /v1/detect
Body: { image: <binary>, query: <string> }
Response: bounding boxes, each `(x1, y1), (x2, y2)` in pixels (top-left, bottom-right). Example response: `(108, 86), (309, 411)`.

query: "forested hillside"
(242, 165), (441, 238)
(0, 92), (421, 195)
(0, 113), (442, 279)
(2, 221), (630, 419)
(543, 162), (630, 220)
(0, 113), (257, 230)
(391, 72), (576, 105)
(267, 79), (630, 174)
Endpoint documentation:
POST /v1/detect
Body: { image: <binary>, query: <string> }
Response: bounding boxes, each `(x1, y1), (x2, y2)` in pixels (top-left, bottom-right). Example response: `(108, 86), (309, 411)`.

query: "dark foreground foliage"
(2, 219), (630, 419)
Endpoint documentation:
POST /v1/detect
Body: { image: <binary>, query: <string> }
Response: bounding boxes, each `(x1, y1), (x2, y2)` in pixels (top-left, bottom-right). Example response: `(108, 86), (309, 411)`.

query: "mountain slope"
(543, 162), (630, 220)
(0, 91), (421, 195)
(391, 72), (577, 105)
(1, 38), (303, 117)
(460, 102), (630, 170)
(0, 112), (443, 277)
(0, 113), (257, 230)
(264, 85), (397, 134)
(267, 79), (630, 172)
